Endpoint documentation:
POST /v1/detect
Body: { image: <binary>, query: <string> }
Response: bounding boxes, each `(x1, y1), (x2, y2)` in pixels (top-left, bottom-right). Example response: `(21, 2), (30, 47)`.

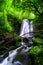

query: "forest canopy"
(0, 0), (43, 36)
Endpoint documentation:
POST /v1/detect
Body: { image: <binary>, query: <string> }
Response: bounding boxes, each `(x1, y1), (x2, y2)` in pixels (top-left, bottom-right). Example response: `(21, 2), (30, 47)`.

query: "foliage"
(0, 0), (43, 33)
(33, 38), (43, 45)
(29, 37), (43, 65)
(29, 39), (43, 65)
(29, 46), (42, 56)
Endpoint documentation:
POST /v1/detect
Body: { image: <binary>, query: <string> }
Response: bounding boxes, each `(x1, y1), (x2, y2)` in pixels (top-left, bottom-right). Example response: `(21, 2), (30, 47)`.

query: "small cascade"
(0, 46), (32, 65)
(0, 46), (24, 65)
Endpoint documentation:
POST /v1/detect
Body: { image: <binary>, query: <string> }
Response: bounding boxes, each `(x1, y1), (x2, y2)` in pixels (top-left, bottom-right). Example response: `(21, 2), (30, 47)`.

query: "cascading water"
(0, 46), (24, 65)
(0, 19), (33, 65)
(20, 19), (33, 46)
(0, 46), (32, 65)
(20, 19), (33, 38)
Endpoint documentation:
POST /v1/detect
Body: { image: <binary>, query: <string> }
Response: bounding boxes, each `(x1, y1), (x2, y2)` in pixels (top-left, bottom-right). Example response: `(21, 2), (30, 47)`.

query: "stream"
(0, 46), (32, 65)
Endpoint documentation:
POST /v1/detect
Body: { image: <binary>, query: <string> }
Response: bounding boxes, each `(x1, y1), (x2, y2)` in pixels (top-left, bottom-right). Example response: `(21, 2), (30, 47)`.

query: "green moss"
(8, 46), (15, 51)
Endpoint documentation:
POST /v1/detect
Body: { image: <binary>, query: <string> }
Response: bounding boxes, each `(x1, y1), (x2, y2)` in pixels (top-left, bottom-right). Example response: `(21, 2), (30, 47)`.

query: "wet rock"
(13, 61), (23, 65)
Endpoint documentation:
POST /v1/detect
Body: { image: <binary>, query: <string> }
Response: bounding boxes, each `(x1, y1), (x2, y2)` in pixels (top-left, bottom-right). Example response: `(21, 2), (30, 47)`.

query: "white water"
(0, 46), (32, 65)
(0, 46), (23, 65)
(20, 19), (33, 45)
(20, 19), (33, 38)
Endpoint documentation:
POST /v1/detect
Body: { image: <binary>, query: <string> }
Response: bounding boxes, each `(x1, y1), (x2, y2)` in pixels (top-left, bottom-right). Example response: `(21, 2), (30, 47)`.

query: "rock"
(13, 61), (23, 65)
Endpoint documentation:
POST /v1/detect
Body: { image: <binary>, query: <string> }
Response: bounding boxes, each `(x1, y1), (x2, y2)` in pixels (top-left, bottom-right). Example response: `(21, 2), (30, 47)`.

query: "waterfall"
(0, 19), (33, 65)
(20, 19), (30, 37)
(20, 19), (33, 38)
(20, 19), (33, 46)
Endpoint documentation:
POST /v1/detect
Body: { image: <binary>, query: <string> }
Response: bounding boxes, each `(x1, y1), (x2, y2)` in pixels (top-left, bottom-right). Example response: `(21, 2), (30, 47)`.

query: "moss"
(8, 46), (15, 51)
(13, 34), (21, 41)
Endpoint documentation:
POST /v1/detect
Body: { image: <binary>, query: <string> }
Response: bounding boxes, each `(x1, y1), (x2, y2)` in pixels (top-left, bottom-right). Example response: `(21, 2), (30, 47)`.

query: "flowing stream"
(0, 19), (33, 65)
(0, 46), (32, 65)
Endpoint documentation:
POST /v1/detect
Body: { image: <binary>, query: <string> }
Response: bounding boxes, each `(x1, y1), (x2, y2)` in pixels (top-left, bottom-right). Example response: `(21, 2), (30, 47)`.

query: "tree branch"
(21, 30), (43, 36)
